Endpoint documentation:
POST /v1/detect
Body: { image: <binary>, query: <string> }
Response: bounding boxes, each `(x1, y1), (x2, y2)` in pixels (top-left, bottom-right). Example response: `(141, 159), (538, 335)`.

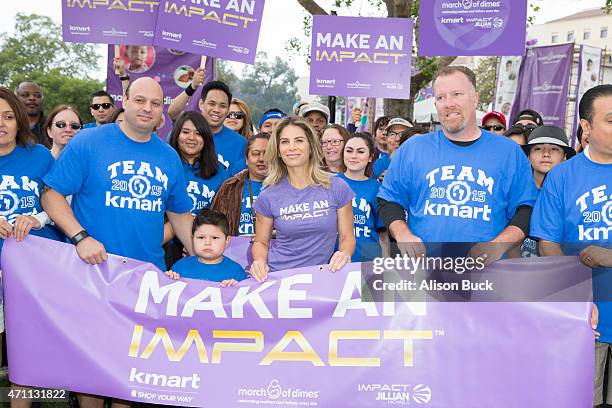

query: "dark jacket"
(211, 169), (250, 236)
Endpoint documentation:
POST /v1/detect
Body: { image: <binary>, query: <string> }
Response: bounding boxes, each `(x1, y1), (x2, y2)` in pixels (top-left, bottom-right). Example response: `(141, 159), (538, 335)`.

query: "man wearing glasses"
(481, 111), (506, 135)
(373, 117), (412, 178)
(84, 90), (116, 129)
(14, 81), (46, 146)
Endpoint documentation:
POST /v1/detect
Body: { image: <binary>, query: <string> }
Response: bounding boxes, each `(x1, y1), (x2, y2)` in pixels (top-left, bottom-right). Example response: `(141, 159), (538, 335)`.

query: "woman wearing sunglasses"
(44, 105), (83, 159)
(224, 98), (253, 139)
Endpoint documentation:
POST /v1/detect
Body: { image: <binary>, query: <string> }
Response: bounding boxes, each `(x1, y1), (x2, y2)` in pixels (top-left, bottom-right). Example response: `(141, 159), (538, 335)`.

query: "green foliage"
(218, 52), (298, 123)
(474, 56), (497, 111)
(9, 69), (103, 123)
(0, 13), (102, 122)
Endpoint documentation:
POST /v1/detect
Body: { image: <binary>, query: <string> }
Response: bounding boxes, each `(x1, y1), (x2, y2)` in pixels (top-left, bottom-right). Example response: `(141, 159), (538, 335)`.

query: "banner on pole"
(493, 56), (522, 120)
(418, 0), (528, 56)
(153, 0), (266, 64)
(309, 16), (413, 99)
(510, 43), (574, 128)
(1, 236), (595, 407)
(61, 0), (159, 45)
(572, 45), (604, 146)
(106, 45), (215, 140)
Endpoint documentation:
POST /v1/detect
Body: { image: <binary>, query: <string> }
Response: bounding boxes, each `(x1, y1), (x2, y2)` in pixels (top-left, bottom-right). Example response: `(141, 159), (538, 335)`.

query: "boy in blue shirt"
(166, 209), (248, 286)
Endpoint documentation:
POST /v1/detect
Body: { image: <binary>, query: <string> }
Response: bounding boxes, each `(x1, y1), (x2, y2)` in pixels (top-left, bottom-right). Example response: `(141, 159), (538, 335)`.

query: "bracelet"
(70, 230), (90, 246)
(184, 84), (195, 97)
(119, 75), (130, 81)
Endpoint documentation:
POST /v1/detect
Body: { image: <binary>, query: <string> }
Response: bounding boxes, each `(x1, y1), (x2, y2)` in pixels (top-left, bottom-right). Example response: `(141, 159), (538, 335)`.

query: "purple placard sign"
(61, 0), (159, 45)
(106, 45), (215, 140)
(1, 236), (594, 407)
(418, 0), (528, 56)
(153, 0), (266, 64)
(309, 16), (413, 99)
(510, 43), (574, 128)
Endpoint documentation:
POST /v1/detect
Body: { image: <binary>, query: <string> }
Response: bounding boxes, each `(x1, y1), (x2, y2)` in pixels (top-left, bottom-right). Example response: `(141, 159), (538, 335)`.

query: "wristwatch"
(70, 230), (90, 245)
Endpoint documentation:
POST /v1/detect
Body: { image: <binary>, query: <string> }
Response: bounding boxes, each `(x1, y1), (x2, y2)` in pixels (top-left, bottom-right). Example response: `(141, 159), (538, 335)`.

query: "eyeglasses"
(91, 103), (113, 110)
(227, 111), (245, 119)
(54, 121), (82, 130)
(385, 131), (402, 139)
(482, 125), (506, 132)
(321, 139), (344, 147)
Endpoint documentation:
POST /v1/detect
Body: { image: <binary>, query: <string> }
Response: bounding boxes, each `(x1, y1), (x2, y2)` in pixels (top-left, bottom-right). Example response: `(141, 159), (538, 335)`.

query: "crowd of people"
(0, 64), (610, 407)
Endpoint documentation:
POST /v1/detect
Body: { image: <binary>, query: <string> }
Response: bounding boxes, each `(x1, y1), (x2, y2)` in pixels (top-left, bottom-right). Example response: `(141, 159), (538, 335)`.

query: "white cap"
(299, 102), (330, 122)
(387, 117), (413, 129)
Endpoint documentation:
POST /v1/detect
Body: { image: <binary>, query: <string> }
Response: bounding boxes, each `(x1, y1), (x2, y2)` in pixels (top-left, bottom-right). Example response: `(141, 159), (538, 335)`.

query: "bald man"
(42, 77), (194, 272)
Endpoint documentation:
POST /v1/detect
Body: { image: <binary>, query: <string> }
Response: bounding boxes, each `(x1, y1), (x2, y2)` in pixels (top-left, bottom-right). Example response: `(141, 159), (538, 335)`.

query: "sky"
(0, 0), (607, 80)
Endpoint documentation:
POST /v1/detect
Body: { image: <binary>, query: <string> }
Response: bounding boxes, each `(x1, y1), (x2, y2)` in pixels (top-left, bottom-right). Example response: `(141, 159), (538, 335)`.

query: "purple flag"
(418, 0), (528, 56)
(1, 236), (595, 407)
(61, 0), (159, 45)
(510, 44), (574, 128)
(309, 16), (413, 99)
(153, 0), (266, 64)
(106, 45), (215, 140)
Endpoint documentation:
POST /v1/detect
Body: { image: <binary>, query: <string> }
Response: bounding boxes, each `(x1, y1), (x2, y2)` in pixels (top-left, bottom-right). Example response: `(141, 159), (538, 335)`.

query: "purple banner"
(61, 0), (159, 45)
(106, 45), (214, 140)
(510, 44), (574, 128)
(1, 236), (594, 407)
(418, 0), (528, 56)
(153, 0), (265, 64)
(309, 16), (413, 99)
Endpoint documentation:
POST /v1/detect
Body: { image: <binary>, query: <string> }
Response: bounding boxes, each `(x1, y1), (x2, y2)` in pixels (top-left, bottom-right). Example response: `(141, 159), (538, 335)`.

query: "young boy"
(166, 209), (248, 286)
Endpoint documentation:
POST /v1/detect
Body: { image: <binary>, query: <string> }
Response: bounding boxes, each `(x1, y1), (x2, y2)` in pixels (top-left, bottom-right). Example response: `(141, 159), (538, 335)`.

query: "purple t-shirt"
(253, 176), (354, 272)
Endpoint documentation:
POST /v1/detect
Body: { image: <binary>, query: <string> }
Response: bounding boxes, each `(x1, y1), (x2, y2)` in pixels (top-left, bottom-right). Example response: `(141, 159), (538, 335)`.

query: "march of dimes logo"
(106, 160), (168, 212)
(237, 379), (320, 406)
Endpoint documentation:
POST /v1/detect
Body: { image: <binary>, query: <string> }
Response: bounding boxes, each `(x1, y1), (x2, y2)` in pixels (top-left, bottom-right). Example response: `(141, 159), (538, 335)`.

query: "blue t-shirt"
(338, 173), (384, 261)
(372, 153), (391, 179)
(214, 126), (247, 177)
(43, 123), (192, 271)
(530, 152), (612, 342)
(172, 255), (248, 282)
(0, 144), (60, 259)
(378, 130), (538, 242)
(183, 161), (229, 216)
(239, 179), (262, 236)
(83, 122), (97, 129)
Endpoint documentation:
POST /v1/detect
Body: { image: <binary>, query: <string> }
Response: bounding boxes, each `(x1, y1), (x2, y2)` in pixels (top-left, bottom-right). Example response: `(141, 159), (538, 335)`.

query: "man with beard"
(377, 66), (537, 261)
(14, 80), (46, 145)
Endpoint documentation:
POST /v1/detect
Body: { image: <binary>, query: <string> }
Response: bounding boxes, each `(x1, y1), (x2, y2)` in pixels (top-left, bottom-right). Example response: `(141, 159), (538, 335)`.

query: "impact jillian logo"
(358, 383), (432, 405)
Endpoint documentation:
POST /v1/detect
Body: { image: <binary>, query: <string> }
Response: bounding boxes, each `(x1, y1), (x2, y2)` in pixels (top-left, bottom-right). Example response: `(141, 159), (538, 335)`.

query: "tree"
(0, 13), (102, 122)
(474, 56), (497, 112)
(234, 52), (299, 123)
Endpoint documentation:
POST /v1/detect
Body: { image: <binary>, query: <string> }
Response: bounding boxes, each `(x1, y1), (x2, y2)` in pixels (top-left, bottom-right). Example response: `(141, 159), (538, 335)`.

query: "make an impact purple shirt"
(253, 177), (354, 272)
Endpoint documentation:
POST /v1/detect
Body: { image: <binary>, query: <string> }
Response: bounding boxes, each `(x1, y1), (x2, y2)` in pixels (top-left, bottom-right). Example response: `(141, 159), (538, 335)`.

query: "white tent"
(413, 97), (487, 124)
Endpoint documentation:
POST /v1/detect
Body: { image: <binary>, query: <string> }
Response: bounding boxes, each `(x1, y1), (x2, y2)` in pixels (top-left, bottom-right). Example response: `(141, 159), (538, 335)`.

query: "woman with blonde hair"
(224, 98), (253, 139)
(250, 116), (355, 281)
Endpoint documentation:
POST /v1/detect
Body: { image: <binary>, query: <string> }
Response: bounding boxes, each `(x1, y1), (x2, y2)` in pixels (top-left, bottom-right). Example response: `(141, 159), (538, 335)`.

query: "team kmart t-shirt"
(239, 179), (262, 236)
(253, 177), (354, 271)
(43, 123), (192, 271)
(0, 144), (59, 260)
(213, 126), (247, 176)
(531, 152), (612, 342)
(338, 173), (384, 261)
(183, 161), (229, 215)
(378, 130), (538, 242)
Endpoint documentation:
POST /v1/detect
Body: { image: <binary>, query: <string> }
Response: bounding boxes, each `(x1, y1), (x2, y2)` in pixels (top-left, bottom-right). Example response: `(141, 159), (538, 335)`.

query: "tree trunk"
(384, 98), (414, 119)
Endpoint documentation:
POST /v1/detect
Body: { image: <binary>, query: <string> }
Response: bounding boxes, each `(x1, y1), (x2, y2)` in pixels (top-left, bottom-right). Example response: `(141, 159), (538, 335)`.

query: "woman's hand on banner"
(329, 250), (351, 272)
(192, 68), (206, 88)
(165, 270), (181, 280)
(220, 279), (239, 287)
(12, 215), (41, 241)
(76, 236), (108, 265)
(249, 260), (269, 283)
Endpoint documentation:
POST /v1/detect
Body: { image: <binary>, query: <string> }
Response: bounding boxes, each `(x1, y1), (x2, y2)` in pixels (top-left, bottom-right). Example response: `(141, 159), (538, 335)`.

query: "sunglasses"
(512, 123), (538, 134)
(482, 125), (505, 132)
(54, 121), (82, 130)
(91, 103), (113, 110)
(227, 111), (245, 119)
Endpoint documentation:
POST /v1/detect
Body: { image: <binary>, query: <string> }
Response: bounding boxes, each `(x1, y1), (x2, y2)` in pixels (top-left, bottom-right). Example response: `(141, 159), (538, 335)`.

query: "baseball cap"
(513, 109), (544, 127)
(387, 117), (413, 129)
(523, 125), (576, 158)
(481, 111), (507, 128)
(299, 102), (330, 122)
